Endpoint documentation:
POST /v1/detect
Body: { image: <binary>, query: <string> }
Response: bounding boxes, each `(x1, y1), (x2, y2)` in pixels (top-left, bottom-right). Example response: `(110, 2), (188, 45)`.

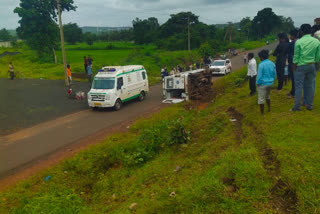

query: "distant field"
(0, 40), (269, 85)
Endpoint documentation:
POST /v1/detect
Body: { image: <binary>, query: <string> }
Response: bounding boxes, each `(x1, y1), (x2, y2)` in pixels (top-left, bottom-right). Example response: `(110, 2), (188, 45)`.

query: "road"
(0, 42), (277, 180)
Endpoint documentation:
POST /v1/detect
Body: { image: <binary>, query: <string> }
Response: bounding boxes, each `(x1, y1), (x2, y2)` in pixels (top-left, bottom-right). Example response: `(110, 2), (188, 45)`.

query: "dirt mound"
(0, 51), (22, 58)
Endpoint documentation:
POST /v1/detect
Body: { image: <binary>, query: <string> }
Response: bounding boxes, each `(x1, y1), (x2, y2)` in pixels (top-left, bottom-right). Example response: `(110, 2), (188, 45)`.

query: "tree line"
(12, 0), (294, 60)
(132, 8), (295, 52)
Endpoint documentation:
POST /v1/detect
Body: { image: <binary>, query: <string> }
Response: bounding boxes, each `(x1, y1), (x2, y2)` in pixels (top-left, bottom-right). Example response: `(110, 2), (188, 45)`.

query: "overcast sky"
(1, 0), (319, 29)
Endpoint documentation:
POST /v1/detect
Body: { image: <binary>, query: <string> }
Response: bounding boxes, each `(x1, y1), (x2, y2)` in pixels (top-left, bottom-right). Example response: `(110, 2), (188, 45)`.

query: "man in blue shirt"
(256, 50), (276, 115)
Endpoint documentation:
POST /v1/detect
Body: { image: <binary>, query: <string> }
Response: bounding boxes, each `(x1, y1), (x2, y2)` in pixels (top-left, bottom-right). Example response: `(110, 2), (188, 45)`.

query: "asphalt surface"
(0, 43), (277, 179)
(0, 79), (89, 136)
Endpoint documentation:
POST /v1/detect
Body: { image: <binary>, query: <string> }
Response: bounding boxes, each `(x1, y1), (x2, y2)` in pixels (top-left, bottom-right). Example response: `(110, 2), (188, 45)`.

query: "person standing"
(312, 25), (320, 71)
(256, 50), (276, 115)
(8, 62), (14, 80)
(287, 29), (299, 98)
(273, 33), (289, 90)
(247, 53), (257, 96)
(88, 55), (93, 68)
(87, 64), (93, 84)
(84, 56), (88, 74)
(243, 53), (247, 64)
(161, 65), (167, 79)
(66, 64), (72, 85)
(291, 24), (320, 111)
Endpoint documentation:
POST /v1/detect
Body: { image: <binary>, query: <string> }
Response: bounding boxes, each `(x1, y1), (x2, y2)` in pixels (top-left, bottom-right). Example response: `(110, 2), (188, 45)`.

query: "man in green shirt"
(291, 24), (320, 111)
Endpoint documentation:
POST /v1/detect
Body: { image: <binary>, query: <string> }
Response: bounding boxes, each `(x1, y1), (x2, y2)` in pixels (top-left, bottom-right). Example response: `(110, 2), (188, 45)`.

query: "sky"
(1, 0), (319, 29)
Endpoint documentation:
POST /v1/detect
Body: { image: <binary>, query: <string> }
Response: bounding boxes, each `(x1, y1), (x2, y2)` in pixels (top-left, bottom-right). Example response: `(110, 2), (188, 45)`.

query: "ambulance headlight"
(105, 94), (110, 100)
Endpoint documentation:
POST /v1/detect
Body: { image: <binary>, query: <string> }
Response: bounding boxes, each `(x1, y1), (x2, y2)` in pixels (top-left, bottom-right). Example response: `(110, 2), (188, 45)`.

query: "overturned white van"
(87, 65), (149, 110)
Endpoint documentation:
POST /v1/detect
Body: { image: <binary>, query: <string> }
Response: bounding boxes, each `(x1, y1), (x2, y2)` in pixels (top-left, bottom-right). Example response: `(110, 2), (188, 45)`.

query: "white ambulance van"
(87, 65), (149, 110)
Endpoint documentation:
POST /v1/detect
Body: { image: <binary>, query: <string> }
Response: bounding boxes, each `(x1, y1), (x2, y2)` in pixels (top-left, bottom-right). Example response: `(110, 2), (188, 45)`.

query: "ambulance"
(87, 65), (149, 110)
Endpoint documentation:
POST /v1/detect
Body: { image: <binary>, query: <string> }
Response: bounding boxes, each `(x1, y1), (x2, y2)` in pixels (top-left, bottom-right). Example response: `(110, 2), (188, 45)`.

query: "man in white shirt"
(247, 53), (257, 95)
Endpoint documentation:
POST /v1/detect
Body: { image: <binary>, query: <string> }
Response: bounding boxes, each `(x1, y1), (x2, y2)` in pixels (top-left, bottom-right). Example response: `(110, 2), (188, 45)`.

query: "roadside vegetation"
(1, 64), (319, 213)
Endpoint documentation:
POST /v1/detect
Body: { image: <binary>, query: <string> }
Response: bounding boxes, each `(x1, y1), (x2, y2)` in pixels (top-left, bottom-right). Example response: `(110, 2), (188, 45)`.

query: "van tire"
(114, 99), (122, 111)
(138, 91), (146, 101)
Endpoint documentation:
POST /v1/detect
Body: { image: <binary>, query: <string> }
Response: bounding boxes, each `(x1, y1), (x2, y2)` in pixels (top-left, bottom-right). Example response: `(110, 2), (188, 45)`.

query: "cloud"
(0, 0), (319, 29)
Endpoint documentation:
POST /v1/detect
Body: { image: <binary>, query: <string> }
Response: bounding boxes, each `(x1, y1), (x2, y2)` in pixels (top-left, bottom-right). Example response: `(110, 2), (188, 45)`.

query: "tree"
(198, 42), (214, 58)
(0, 28), (12, 41)
(278, 16), (295, 33)
(83, 32), (96, 46)
(63, 23), (82, 44)
(252, 8), (281, 38)
(132, 17), (159, 44)
(14, 0), (76, 57)
(239, 17), (252, 40)
(159, 12), (199, 39)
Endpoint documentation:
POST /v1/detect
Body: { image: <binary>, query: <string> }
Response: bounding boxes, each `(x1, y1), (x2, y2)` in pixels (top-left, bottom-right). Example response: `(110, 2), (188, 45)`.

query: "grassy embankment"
(0, 40), (270, 85)
(1, 63), (319, 213)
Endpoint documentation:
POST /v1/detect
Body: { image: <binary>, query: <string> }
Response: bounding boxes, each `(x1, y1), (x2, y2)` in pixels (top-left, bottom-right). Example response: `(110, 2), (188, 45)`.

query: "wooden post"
(57, 0), (68, 86)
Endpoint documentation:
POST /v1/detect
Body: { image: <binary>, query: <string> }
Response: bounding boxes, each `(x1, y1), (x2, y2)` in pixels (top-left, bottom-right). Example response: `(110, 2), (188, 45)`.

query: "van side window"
(117, 77), (123, 90)
(142, 72), (146, 80)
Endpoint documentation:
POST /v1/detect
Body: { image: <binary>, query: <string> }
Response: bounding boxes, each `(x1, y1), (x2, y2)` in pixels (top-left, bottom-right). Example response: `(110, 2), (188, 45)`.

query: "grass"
(1, 63), (319, 213)
(0, 42), (197, 85)
(0, 39), (270, 85)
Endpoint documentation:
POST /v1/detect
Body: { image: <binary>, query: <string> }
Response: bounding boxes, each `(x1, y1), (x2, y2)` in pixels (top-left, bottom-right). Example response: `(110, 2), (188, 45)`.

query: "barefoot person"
(8, 62), (14, 80)
(247, 53), (257, 96)
(256, 50), (276, 115)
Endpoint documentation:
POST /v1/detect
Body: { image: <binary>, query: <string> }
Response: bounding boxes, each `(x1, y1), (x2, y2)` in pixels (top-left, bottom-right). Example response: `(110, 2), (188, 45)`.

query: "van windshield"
(92, 77), (115, 89)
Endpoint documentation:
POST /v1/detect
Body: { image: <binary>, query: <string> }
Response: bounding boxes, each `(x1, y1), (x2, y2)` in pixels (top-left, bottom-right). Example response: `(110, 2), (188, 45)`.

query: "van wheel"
(138, 91), (146, 101)
(114, 99), (122, 111)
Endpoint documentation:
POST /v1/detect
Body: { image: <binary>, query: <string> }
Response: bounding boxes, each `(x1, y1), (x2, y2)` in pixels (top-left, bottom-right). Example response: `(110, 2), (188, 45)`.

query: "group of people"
(66, 55), (94, 86)
(161, 65), (184, 78)
(247, 23), (320, 115)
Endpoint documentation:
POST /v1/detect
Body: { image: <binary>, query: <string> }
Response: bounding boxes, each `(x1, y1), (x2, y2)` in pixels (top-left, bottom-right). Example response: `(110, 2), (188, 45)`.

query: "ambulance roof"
(96, 65), (145, 77)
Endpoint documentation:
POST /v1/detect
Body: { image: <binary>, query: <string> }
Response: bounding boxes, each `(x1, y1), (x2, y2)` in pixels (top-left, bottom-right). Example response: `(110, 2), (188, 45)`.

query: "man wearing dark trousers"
(273, 33), (289, 90)
(291, 24), (320, 112)
(287, 29), (299, 98)
(247, 53), (257, 95)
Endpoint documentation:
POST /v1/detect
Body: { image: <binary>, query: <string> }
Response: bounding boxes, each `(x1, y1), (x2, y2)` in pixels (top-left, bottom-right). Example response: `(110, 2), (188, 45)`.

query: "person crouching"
(256, 50), (276, 115)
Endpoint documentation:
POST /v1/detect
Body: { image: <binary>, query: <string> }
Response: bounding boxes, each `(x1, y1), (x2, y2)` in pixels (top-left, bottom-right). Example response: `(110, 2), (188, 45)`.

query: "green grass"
(1, 64), (320, 213)
(1, 40), (269, 85)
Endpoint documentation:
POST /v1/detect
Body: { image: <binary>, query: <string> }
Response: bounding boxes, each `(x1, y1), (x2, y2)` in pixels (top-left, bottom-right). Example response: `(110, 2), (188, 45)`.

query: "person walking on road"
(256, 50), (276, 115)
(287, 29), (299, 98)
(273, 33), (289, 90)
(291, 24), (320, 112)
(84, 56), (88, 74)
(247, 53), (257, 96)
(8, 62), (14, 80)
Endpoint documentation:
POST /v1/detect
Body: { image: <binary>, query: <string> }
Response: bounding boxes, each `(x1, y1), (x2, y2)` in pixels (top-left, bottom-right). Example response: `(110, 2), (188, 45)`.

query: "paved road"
(0, 43), (277, 179)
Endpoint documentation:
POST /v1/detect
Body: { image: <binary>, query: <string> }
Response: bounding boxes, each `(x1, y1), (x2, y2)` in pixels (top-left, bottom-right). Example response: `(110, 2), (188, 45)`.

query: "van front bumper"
(88, 100), (114, 108)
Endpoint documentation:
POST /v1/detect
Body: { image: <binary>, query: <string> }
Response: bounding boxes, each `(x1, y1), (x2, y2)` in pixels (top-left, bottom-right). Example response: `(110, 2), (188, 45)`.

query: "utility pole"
(57, 0), (68, 86)
(188, 16), (191, 51)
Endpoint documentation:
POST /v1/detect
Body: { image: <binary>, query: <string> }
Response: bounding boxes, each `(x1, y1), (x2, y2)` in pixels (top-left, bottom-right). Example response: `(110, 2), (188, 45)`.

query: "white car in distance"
(210, 59), (232, 75)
